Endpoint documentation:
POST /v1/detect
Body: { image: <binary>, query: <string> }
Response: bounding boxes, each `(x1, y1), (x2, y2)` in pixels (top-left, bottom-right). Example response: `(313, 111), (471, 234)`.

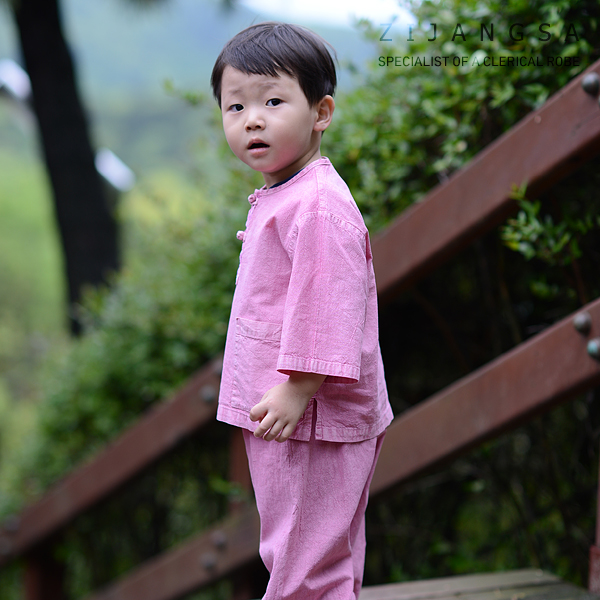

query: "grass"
(0, 109), (66, 516)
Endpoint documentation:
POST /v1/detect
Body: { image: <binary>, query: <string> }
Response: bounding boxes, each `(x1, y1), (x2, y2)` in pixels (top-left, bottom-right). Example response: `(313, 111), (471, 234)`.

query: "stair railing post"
(24, 540), (66, 600)
(589, 438), (600, 593)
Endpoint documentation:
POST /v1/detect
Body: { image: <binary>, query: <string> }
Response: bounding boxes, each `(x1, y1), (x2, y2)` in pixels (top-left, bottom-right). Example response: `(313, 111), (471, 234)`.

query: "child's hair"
(211, 22), (337, 108)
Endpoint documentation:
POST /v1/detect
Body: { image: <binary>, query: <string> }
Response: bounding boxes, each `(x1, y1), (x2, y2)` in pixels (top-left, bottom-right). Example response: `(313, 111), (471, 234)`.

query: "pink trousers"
(242, 414), (385, 600)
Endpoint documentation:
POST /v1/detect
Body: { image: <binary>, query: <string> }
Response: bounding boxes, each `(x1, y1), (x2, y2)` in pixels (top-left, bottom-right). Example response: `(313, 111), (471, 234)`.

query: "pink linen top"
(217, 157), (393, 442)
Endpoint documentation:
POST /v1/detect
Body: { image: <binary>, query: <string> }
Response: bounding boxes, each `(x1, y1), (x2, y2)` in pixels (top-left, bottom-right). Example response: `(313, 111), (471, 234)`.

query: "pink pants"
(242, 414), (385, 600)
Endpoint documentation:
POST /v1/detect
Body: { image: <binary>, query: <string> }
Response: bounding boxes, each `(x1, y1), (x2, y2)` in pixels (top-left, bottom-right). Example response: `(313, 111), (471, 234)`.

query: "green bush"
(324, 0), (598, 231)
(32, 165), (256, 489)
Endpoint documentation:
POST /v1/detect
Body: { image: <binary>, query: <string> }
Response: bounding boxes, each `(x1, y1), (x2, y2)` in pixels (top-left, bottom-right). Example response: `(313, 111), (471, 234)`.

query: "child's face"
(220, 66), (333, 188)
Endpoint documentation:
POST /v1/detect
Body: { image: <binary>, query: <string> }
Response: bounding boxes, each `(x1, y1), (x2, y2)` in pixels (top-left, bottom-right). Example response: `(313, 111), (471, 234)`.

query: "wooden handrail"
(84, 505), (260, 600)
(0, 357), (222, 564)
(371, 297), (600, 495)
(373, 59), (600, 299)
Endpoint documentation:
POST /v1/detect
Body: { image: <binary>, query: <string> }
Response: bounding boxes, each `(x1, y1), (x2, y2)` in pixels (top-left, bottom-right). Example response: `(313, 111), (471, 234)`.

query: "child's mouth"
(248, 141), (270, 156)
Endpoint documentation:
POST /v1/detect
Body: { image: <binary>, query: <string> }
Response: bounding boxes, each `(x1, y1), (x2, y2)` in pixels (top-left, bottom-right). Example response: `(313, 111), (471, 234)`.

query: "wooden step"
(359, 569), (599, 600)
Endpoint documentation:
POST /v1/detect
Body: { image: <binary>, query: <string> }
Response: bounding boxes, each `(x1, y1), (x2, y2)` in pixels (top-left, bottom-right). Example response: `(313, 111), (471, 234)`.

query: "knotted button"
(236, 230), (245, 241)
(248, 193), (257, 205)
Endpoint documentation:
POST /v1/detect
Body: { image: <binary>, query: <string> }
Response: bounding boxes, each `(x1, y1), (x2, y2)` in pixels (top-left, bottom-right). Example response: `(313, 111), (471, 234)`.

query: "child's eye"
(266, 98), (282, 107)
(229, 103), (244, 112)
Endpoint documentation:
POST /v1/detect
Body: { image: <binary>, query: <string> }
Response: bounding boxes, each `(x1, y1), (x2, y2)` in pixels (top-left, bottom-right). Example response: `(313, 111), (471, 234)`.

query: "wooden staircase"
(250, 571), (600, 600)
(359, 571), (599, 600)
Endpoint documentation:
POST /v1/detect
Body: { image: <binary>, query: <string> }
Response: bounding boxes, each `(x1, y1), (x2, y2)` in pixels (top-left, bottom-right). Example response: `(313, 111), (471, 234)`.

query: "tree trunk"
(13, 0), (120, 335)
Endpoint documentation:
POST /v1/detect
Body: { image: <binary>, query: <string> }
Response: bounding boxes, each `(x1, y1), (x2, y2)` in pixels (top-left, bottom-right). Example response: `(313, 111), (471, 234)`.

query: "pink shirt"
(217, 157), (393, 442)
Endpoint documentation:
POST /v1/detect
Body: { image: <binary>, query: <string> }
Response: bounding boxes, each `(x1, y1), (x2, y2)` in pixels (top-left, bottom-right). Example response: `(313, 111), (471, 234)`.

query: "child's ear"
(314, 95), (335, 132)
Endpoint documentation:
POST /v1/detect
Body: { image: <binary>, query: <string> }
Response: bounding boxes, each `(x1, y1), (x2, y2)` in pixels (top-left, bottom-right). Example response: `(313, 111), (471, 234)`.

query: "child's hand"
(249, 371), (326, 442)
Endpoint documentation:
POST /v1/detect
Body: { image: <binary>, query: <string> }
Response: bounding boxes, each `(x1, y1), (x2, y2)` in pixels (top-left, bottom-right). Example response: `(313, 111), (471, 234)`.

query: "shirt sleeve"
(277, 211), (369, 383)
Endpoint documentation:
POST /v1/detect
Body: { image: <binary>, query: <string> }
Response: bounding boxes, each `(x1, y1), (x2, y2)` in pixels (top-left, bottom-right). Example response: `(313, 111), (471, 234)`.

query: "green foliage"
(0, 147), (63, 335)
(30, 168), (250, 492)
(0, 141), (67, 524)
(324, 0), (598, 231)
(163, 78), (207, 107)
(501, 197), (599, 265)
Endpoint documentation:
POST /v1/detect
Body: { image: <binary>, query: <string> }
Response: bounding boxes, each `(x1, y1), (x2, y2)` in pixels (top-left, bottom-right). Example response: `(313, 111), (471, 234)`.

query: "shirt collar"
(253, 157), (330, 200)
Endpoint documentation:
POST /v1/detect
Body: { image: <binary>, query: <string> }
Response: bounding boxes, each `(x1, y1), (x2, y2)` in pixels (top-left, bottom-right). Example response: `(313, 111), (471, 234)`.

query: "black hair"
(211, 22), (337, 107)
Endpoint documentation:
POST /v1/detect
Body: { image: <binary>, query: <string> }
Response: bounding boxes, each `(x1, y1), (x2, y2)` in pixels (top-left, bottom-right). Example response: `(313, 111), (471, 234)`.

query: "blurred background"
(0, 0), (599, 598)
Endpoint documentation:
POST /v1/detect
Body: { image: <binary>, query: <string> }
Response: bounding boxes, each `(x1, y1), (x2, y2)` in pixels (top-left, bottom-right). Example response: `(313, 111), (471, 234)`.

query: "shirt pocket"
(231, 317), (287, 411)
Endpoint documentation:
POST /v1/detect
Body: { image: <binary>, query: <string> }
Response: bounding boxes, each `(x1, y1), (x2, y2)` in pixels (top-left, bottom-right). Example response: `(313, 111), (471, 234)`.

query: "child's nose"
(245, 108), (265, 130)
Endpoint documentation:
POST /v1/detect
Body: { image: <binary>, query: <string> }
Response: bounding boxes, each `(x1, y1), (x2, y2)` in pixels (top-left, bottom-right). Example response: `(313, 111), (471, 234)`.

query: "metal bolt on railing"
(200, 552), (218, 571)
(3, 515), (20, 533)
(588, 338), (600, 360)
(200, 385), (217, 404)
(0, 537), (11, 556)
(582, 72), (600, 96)
(211, 530), (227, 550)
(212, 358), (224, 377)
(574, 311), (592, 334)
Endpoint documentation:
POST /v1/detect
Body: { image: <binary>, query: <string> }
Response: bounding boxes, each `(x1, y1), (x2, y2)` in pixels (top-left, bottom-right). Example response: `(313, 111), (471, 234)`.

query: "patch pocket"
(231, 317), (287, 411)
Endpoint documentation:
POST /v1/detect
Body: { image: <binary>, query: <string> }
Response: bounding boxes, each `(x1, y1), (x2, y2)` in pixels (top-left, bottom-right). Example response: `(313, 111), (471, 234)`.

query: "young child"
(211, 22), (393, 599)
